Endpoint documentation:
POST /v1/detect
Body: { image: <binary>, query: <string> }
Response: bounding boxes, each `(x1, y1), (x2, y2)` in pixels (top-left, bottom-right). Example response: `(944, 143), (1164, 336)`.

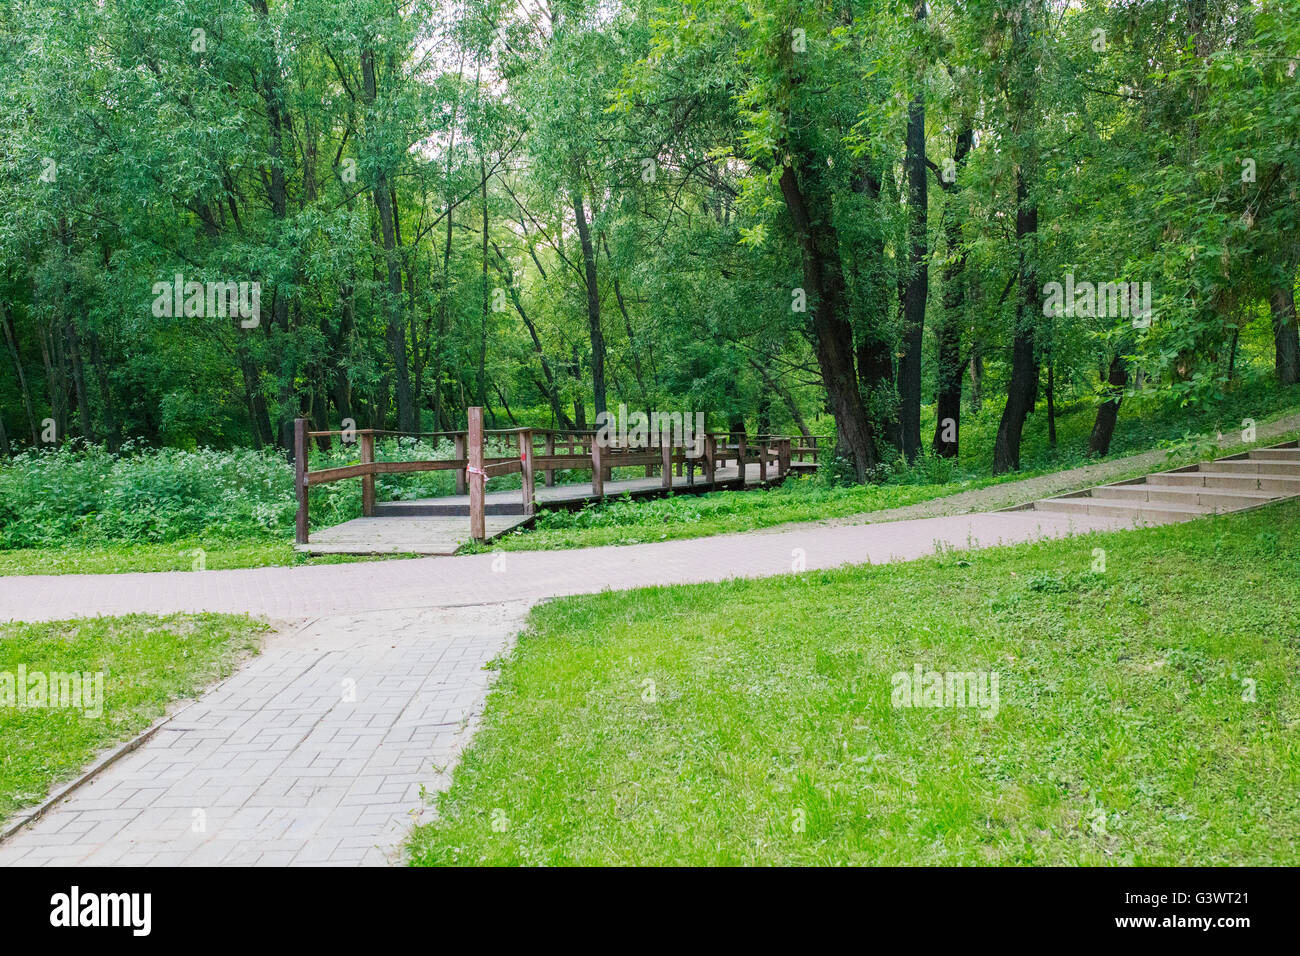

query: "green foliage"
(0, 443), (296, 548)
(0, 436), (476, 549)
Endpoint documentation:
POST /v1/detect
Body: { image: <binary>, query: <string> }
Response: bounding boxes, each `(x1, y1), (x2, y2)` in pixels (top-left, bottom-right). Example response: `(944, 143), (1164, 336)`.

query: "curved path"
(0, 508), (1125, 866)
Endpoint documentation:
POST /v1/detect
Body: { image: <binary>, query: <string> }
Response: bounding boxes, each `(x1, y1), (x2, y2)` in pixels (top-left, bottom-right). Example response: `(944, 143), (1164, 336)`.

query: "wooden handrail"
(292, 414), (825, 546)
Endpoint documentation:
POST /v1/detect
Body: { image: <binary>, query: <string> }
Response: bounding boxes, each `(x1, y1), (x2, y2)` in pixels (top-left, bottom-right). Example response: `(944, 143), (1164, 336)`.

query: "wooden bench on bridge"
(293, 407), (826, 555)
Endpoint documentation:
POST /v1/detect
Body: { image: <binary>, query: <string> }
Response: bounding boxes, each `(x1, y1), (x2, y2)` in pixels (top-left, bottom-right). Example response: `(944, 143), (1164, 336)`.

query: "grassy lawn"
(409, 502), (1300, 866)
(0, 538), (402, 576)
(0, 614), (268, 824)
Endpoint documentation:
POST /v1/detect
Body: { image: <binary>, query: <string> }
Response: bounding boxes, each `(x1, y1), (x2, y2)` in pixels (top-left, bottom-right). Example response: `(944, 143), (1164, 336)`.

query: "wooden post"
(360, 431), (376, 517)
(704, 434), (716, 485)
(468, 407), (485, 542)
(519, 429), (535, 515)
(661, 430), (672, 489)
(294, 418), (309, 545)
(454, 433), (467, 495)
(759, 438), (768, 482)
(543, 433), (555, 487)
(591, 433), (605, 499)
(737, 433), (748, 487)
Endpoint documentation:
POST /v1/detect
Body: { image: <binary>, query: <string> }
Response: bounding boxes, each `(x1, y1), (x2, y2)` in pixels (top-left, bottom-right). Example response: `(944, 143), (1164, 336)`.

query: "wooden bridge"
(293, 408), (826, 555)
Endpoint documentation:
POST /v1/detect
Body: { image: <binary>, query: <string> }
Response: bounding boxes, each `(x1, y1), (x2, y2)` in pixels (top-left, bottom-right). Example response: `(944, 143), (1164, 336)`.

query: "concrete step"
(1090, 484), (1274, 511)
(1031, 496), (1210, 524)
(1247, 446), (1300, 460)
(1146, 470), (1300, 493)
(1201, 458), (1300, 476)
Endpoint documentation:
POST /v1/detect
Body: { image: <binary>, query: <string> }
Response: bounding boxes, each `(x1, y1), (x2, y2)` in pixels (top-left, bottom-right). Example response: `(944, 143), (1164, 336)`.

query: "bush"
(0, 435), (474, 549)
(0, 441), (297, 548)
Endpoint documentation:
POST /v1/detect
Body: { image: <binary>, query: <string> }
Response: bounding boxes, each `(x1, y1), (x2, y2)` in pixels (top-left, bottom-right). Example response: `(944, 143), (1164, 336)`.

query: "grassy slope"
(409, 502), (1300, 866)
(0, 614), (268, 823)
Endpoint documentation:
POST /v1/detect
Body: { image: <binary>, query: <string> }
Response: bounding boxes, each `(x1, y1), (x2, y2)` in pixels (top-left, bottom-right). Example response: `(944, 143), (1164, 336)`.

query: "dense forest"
(1, 0), (1297, 481)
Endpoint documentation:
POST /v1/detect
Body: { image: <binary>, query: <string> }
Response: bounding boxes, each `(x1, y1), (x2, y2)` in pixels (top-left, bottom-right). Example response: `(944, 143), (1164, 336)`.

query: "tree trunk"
(778, 162), (879, 480)
(63, 313), (93, 442)
(968, 344), (983, 413)
(749, 357), (813, 439)
(931, 125), (973, 458)
(361, 47), (416, 434)
(478, 158), (490, 408)
(39, 324), (67, 441)
(1046, 361), (1057, 447)
(1088, 352), (1127, 456)
(1271, 280), (1299, 386)
(571, 183), (607, 418)
(492, 243), (575, 430)
(86, 330), (120, 451)
(993, 170), (1039, 474)
(849, 162), (898, 448)
(898, 0), (928, 462)
(0, 299), (39, 445)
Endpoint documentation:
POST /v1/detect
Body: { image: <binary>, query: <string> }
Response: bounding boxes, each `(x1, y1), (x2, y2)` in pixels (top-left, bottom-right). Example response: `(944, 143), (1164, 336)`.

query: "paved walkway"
(0, 509), (1125, 866)
(0, 511), (1121, 622)
(0, 603), (530, 866)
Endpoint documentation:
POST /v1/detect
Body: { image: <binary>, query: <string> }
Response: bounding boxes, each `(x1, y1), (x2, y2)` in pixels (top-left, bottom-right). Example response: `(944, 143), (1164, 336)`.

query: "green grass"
(481, 475), (1004, 552)
(0, 613), (268, 824)
(0, 537), (397, 575)
(409, 502), (1300, 866)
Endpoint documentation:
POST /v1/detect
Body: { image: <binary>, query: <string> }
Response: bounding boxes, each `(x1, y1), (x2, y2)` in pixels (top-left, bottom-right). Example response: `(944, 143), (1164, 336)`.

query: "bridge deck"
(302, 461), (780, 555)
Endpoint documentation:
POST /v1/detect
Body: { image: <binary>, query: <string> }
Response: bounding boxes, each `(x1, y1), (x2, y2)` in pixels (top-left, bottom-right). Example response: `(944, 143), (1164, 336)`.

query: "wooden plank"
(520, 429), (535, 515)
(454, 434), (466, 494)
(661, 433), (671, 489)
(294, 418), (309, 545)
(300, 514), (527, 555)
(543, 433), (555, 487)
(531, 454), (598, 470)
(591, 435), (604, 499)
(360, 432), (375, 516)
(308, 459), (459, 484)
(468, 406), (485, 542)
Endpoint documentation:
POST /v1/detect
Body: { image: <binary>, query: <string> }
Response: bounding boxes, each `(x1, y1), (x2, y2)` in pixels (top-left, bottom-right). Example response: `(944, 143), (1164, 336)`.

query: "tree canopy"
(1, 0), (1296, 478)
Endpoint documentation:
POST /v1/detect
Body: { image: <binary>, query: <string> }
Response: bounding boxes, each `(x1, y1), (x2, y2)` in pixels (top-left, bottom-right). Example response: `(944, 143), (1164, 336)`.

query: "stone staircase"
(1013, 441), (1300, 526)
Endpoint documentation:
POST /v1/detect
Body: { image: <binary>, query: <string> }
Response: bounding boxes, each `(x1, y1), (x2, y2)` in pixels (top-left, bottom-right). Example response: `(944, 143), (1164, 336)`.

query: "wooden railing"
(294, 409), (828, 545)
